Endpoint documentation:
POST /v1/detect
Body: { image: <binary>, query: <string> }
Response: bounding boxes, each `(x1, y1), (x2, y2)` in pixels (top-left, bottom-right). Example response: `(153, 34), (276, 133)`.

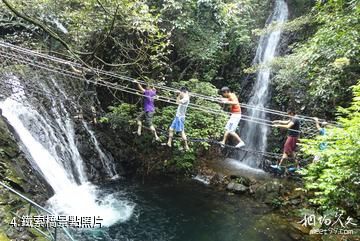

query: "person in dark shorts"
(136, 81), (160, 141)
(271, 108), (301, 169)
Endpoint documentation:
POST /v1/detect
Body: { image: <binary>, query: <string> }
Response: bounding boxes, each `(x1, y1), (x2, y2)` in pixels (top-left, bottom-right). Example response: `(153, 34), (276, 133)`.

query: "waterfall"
(241, 0), (288, 166)
(0, 75), (134, 226)
(82, 121), (118, 178)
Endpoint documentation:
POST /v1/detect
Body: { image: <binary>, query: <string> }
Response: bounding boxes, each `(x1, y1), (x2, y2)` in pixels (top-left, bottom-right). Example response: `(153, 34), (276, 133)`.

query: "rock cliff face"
(0, 115), (51, 240)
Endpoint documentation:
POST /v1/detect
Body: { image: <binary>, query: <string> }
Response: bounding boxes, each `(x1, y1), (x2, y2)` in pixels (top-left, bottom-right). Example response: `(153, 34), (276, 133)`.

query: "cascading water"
(0, 75), (134, 227)
(241, 0), (288, 167)
(82, 121), (118, 178)
(47, 76), (119, 179)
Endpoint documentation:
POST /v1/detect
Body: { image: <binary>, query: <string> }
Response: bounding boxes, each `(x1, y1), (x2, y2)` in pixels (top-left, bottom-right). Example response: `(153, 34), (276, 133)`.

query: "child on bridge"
(167, 87), (190, 151)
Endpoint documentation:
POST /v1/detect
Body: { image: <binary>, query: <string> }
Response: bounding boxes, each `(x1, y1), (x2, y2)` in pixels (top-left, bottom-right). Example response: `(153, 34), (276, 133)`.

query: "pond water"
(75, 176), (302, 241)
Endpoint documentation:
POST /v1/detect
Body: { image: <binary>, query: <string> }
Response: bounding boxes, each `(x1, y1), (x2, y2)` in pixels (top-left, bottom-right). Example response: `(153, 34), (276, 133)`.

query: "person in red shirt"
(219, 87), (245, 148)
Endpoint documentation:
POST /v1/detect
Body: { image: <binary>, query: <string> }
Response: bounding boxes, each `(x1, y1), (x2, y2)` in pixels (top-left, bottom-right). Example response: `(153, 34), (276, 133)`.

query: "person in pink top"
(136, 81), (160, 141)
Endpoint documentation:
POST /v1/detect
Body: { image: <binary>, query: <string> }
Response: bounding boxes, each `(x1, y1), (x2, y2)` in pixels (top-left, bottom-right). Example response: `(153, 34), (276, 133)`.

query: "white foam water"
(241, 0), (288, 167)
(0, 76), (134, 227)
(193, 174), (211, 185)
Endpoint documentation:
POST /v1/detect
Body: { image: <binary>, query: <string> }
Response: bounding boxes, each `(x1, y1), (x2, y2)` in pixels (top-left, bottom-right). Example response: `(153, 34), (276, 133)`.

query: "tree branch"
(92, 4), (119, 54)
(94, 54), (138, 67)
(96, 0), (111, 15)
(1, 0), (92, 56)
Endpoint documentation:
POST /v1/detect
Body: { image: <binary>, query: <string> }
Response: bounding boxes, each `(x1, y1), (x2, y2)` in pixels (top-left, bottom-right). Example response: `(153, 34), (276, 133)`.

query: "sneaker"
(270, 164), (281, 170)
(218, 142), (225, 148)
(235, 141), (245, 148)
(288, 167), (297, 172)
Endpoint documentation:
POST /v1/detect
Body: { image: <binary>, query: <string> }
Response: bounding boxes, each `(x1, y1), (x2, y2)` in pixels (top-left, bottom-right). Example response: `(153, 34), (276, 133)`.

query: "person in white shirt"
(167, 87), (190, 151)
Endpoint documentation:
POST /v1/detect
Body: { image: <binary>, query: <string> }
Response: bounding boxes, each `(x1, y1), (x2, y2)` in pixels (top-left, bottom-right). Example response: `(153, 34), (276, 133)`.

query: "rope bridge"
(0, 41), (330, 159)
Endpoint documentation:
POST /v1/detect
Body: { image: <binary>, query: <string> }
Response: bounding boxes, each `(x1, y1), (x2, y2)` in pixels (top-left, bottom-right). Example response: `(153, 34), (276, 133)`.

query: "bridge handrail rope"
(0, 41), (334, 124)
(0, 71), (283, 163)
(0, 46), (315, 160)
(0, 42), (313, 120)
(0, 41), (315, 121)
(0, 181), (75, 241)
(0, 53), (316, 137)
(0, 71), (316, 141)
(1, 77), (311, 160)
(0, 49), (318, 136)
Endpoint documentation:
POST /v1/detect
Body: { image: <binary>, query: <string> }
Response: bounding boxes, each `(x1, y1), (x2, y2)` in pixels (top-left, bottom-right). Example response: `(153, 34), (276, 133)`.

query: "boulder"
(253, 180), (283, 204)
(226, 182), (248, 193)
(290, 222), (310, 234)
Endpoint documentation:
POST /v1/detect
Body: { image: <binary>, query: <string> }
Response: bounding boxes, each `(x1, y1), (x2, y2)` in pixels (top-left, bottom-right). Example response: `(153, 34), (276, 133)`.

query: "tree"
(300, 81), (360, 215)
(0, 0), (171, 78)
(272, 0), (359, 117)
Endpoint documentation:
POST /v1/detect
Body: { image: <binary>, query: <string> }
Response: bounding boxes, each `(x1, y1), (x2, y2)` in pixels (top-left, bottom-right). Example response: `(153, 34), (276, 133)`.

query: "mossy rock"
(0, 232), (10, 241)
(0, 116), (52, 240)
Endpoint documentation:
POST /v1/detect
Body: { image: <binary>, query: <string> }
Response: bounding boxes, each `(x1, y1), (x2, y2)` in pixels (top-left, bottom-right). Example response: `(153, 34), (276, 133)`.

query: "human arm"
(220, 96), (239, 105)
(136, 82), (145, 93)
(70, 65), (82, 74)
(272, 119), (290, 125)
(313, 117), (321, 130)
(222, 99), (239, 105)
(176, 94), (189, 104)
(273, 120), (294, 129)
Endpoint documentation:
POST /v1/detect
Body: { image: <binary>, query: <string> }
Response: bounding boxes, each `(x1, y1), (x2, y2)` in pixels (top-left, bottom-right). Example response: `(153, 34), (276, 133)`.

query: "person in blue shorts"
(167, 87), (190, 151)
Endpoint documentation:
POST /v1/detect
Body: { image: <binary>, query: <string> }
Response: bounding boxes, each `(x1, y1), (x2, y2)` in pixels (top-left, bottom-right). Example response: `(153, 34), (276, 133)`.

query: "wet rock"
(0, 116), (51, 240)
(210, 173), (226, 185)
(321, 235), (347, 241)
(4, 148), (18, 158)
(290, 199), (301, 205)
(289, 232), (302, 240)
(226, 182), (248, 193)
(290, 222), (310, 234)
(5, 228), (16, 239)
(229, 175), (252, 186)
(253, 180), (283, 204)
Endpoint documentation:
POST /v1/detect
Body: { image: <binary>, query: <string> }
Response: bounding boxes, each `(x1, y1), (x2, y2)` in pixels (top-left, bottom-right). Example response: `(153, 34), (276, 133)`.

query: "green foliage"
(105, 79), (227, 171)
(149, 0), (270, 82)
(101, 103), (138, 130)
(300, 81), (360, 215)
(0, 0), (271, 88)
(155, 79), (227, 149)
(252, 15), (311, 36)
(272, 1), (360, 116)
(0, 148), (5, 157)
(0, 0), (171, 78)
(271, 197), (283, 208)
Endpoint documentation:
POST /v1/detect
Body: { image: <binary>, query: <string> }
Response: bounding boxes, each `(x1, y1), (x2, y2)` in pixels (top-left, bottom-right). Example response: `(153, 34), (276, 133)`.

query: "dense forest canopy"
(1, 0), (358, 116)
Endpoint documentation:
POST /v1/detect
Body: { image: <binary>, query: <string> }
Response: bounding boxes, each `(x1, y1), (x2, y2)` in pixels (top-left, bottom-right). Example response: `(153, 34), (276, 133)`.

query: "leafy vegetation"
(272, 0), (359, 117)
(300, 81), (360, 216)
(102, 79), (227, 171)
